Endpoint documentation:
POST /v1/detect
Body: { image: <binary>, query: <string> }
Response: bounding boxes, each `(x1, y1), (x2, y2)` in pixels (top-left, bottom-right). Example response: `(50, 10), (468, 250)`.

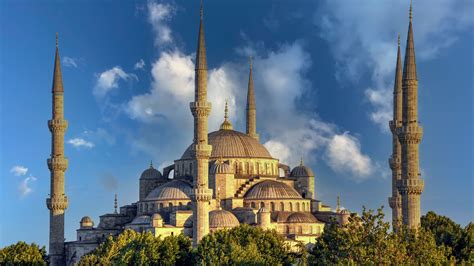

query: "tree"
(0, 241), (47, 265)
(421, 211), (472, 263)
(78, 229), (192, 265)
(196, 224), (302, 265)
(309, 207), (449, 265)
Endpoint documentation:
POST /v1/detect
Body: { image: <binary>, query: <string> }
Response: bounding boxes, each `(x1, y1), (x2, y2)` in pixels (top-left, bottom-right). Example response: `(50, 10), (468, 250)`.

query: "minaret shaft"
(246, 59), (259, 141)
(388, 36), (403, 230)
(47, 34), (68, 266)
(396, 4), (424, 230)
(190, 5), (212, 247)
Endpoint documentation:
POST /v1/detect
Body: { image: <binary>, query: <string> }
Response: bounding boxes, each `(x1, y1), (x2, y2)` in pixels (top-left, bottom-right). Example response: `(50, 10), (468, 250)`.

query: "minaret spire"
(114, 193), (118, 214)
(47, 33), (69, 266)
(397, 1), (424, 230)
(246, 56), (259, 141)
(190, 1), (213, 247)
(389, 34), (403, 231)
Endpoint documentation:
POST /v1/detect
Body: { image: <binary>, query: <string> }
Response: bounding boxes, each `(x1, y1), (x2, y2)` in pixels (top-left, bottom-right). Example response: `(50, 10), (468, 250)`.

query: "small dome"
(209, 209), (240, 228)
(290, 160), (314, 177)
(244, 180), (302, 199)
(152, 213), (163, 220)
(80, 216), (94, 228)
(286, 212), (318, 223)
(145, 180), (192, 200)
(210, 161), (232, 174)
(140, 163), (162, 179)
(131, 215), (151, 225)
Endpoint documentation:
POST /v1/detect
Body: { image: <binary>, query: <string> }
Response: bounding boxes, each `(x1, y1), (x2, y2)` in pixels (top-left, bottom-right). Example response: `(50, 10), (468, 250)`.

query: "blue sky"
(0, 0), (472, 248)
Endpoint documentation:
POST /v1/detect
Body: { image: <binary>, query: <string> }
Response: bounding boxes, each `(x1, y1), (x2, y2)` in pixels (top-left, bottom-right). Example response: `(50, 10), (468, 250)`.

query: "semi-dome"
(244, 180), (302, 199)
(181, 129), (272, 160)
(130, 215), (151, 225)
(145, 180), (192, 200)
(210, 161), (232, 174)
(80, 216), (94, 228)
(286, 212), (318, 223)
(140, 162), (162, 179)
(290, 159), (314, 177)
(209, 209), (240, 228)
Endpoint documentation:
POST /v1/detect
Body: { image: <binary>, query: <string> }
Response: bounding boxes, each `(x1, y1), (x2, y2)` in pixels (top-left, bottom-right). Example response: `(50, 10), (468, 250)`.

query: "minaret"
(46, 33), (69, 266)
(397, 2), (424, 229)
(114, 193), (118, 214)
(388, 34), (403, 230)
(246, 56), (259, 141)
(190, 2), (213, 246)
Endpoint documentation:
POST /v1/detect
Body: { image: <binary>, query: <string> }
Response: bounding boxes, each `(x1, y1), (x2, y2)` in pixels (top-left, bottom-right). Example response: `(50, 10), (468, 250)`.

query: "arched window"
(271, 202), (275, 211)
(145, 203), (148, 212)
(280, 202), (284, 211)
(289, 202), (293, 212)
(296, 202), (300, 212)
(168, 202), (173, 209)
(159, 203), (163, 209)
(260, 202), (265, 208)
(251, 202), (256, 209)
(179, 202), (183, 207)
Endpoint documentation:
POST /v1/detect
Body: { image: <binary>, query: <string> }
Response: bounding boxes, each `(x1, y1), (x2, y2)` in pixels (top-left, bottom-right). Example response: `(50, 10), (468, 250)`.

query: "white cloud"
(316, 0), (474, 130)
(134, 59), (146, 70)
(68, 138), (95, 148)
(93, 66), (136, 98)
(147, 1), (175, 47)
(10, 165), (28, 176)
(18, 175), (37, 197)
(123, 1), (376, 181)
(326, 132), (373, 180)
(62, 56), (78, 68)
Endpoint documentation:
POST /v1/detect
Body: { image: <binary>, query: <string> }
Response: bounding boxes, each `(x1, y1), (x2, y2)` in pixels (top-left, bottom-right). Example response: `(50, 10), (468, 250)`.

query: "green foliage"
(309, 207), (450, 265)
(421, 211), (473, 263)
(196, 224), (303, 266)
(0, 241), (47, 265)
(78, 229), (192, 265)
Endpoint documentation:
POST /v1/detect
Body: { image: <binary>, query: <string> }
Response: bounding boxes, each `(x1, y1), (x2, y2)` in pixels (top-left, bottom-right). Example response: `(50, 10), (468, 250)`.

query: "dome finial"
(220, 100), (233, 130)
(300, 157), (304, 166)
(409, 0), (413, 22)
(114, 193), (118, 214)
(150, 160), (153, 168)
(216, 187), (221, 210)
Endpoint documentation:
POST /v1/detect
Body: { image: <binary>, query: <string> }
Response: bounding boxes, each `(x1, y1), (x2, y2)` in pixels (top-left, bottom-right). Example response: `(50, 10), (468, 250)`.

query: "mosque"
(45, 3), (423, 266)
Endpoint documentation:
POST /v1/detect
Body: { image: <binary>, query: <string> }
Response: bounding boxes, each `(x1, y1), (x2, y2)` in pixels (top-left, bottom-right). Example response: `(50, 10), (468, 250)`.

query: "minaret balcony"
(191, 188), (213, 202)
(397, 179), (424, 195)
(47, 157), (68, 171)
(46, 195), (69, 212)
(190, 102), (212, 117)
(48, 119), (68, 132)
(388, 156), (401, 169)
(396, 125), (423, 144)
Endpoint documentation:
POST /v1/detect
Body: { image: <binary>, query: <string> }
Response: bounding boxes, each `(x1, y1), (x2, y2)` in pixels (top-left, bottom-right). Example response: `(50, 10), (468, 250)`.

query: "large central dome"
(181, 129), (273, 160)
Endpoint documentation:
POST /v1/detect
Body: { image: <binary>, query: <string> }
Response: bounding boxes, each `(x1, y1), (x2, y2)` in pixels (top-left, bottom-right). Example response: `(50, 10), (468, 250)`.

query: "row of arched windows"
(138, 201), (191, 213)
(246, 201), (310, 212)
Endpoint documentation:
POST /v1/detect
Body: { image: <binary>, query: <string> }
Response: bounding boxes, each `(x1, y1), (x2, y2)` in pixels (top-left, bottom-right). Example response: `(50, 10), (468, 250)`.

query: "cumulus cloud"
(62, 56), (78, 68)
(123, 1), (376, 180)
(326, 132), (373, 180)
(134, 59), (146, 70)
(68, 138), (95, 148)
(93, 66), (136, 98)
(316, 0), (474, 130)
(10, 165), (28, 176)
(147, 1), (175, 47)
(19, 175), (37, 197)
